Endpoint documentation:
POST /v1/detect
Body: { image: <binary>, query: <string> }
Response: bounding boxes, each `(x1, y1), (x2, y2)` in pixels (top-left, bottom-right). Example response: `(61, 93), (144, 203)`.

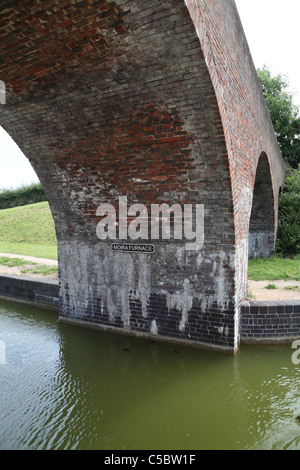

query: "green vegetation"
(0, 255), (58, 277)
(20, 265), (58, 276)
(257, 66), (300, 257)
(276, 165), (300, 256)
(257, 66), (300, 169)
(0, 242), (57, 260)
(0, 201), (57, 260)
(0, 256), (30, 267)
(0, 182), (46, 210)
(284, 285), (300, 291)
(265, 283), (277, 290)
(248, 255), (300, 281)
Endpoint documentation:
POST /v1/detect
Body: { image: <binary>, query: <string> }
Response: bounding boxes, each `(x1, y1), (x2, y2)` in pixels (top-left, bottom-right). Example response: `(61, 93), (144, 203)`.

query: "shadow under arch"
(248, 152), (275, 259)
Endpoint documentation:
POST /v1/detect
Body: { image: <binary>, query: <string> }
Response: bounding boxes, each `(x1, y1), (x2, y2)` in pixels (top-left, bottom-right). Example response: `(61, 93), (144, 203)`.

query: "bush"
(0, 182), (46, 209)
(276, 166), (300, 256)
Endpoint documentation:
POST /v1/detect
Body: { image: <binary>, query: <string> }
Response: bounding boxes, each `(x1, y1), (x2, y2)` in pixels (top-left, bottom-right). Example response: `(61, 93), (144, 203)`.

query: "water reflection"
(0, 299), (300, 450)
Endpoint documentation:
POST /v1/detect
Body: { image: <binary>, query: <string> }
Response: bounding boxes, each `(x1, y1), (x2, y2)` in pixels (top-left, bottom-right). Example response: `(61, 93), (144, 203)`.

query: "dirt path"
(0, 253), (299, 301)
(247, 279), (300, 302)
(0, 253), (58, 266)
(0, 252), (58, 279)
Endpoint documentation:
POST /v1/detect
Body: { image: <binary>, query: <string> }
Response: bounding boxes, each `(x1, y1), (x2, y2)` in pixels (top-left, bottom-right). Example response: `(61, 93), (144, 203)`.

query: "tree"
(276, 165), (300, 256)
(257, 66), (300, 168)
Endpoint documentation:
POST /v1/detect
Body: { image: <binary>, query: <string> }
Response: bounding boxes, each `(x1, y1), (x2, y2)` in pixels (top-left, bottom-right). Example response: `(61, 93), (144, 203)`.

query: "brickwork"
(0, 0), (285, 352)
(1, 275), (299, 347)
(241, 300), (300, 342)
(0, 274), (59, 311)
(184, 0), (285, 328)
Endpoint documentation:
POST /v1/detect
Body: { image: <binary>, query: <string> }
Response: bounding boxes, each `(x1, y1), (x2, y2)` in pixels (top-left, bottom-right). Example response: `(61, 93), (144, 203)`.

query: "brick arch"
(0, 0), (285, 353)
(249, 152), (275, 259)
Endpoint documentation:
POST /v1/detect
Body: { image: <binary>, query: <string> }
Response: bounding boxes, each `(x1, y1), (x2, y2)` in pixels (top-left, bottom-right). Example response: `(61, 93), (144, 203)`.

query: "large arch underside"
(0, 0), (285, 352)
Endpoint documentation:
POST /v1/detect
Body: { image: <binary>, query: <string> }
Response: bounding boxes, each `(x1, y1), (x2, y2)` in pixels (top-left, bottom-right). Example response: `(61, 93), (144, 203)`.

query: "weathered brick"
(0, 0), (285, 353)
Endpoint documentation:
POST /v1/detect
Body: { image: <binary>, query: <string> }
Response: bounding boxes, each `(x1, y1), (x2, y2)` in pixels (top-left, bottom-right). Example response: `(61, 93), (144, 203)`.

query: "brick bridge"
(0, 0), (285, 353)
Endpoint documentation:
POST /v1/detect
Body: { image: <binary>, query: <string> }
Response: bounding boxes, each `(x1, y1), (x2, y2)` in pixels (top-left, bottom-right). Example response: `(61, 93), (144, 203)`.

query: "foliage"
(257, 66), (300, 168)
(0, 182), (46, 209)
(276, 165), (300, 256)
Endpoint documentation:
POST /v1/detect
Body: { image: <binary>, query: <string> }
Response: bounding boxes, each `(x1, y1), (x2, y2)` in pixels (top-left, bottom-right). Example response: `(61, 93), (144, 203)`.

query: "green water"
(0, 299), (300, 450)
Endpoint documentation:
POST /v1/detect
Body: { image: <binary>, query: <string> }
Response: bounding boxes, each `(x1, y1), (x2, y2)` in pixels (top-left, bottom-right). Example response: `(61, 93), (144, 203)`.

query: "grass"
(20, 265), (58, 276)
(0, 255), (58, 277)
(0, 256), (30, 267)
(248, 254), (300, 281)
(0, 201), (57, 260)
(0, 242), (57, 260)
(265, 283), (278, 290)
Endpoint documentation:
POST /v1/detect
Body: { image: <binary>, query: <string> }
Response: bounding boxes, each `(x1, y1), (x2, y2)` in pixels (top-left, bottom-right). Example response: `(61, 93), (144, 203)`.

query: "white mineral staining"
(166, 279), (193, 332)
(150, 319), (158, 336)
(60, 242), (235, 337)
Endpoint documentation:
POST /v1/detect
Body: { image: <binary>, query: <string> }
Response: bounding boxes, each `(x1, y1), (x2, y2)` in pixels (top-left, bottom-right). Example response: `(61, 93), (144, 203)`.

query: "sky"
(235, 0), (300, 107)
(0, 0), (300, 190)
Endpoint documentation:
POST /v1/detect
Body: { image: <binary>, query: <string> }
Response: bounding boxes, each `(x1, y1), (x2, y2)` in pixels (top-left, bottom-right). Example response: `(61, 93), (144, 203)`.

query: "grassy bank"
(0, 201), (57, 260)
(248, 255), (300, 281)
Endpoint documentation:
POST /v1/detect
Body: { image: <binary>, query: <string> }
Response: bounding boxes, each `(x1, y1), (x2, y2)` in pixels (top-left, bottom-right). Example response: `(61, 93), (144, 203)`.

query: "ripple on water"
(1, 302), (300, 450)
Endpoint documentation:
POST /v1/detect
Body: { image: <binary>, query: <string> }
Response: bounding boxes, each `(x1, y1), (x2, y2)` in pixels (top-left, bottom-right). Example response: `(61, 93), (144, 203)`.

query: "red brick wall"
(185, 0), (285, 314)
(0, 0), (285, 352)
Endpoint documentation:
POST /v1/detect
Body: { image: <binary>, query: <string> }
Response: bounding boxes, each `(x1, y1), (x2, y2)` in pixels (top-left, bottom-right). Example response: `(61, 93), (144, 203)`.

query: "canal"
(1, 299), (300, 450)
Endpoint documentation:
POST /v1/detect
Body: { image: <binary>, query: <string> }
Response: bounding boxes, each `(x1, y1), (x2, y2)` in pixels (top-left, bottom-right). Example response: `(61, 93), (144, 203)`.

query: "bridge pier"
(58, 239), (237, 352)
